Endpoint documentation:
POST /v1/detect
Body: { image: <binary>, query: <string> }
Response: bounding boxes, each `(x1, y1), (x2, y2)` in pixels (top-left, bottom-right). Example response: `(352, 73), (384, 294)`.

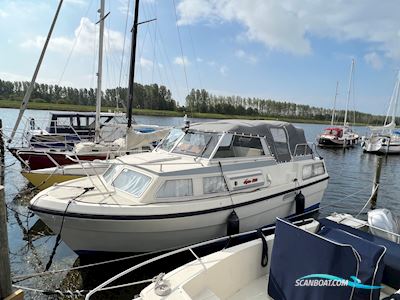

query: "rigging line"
(57, 0), (95, 86)
(117, 0), (131, 109)
(89, 18), (98, 90)
(188, 25), (203, 91)
(151, 8), (158, 83)
(156, 26), (183, 101)
(172, 0), (191, 105)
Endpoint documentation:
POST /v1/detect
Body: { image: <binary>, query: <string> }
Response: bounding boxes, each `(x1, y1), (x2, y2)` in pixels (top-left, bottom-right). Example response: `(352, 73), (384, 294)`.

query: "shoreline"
(0, 99), (368, 126)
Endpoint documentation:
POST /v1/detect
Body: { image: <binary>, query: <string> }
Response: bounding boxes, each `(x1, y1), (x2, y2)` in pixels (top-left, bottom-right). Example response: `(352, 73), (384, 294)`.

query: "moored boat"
(29, 119), (329, 254)
(362, 72), (400, 154)
(85, 210), (400, 300)
(318, 59), (360, 148)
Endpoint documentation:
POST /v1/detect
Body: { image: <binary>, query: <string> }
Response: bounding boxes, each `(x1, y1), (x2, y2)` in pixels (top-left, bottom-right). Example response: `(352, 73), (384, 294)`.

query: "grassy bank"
(0, 98), (363, 125)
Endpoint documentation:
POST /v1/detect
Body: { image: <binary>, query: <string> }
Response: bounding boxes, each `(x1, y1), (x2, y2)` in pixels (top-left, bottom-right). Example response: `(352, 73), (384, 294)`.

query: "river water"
(1, 107), (400, 299)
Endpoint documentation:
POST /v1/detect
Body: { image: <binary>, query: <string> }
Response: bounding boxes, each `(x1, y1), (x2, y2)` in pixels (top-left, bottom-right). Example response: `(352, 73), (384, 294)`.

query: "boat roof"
(49, 112), (123, 118)
(189, 119), (308, 156)
(324, 127), (343, 131)
(190, 119), (291, 135)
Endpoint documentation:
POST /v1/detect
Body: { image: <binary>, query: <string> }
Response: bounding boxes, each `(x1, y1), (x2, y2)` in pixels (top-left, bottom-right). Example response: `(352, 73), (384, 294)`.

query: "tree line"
(0, 79), (177, 111)
(185, 88), (388, 125)
(0, 78), (389, 125)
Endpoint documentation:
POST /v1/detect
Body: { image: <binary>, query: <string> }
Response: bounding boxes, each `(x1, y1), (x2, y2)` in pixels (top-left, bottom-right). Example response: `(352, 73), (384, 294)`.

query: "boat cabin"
(322, 127), (343, 138)
(98, 120), (324, 204)
(44, 112), (127, 136)
(156, 120), (313, 163)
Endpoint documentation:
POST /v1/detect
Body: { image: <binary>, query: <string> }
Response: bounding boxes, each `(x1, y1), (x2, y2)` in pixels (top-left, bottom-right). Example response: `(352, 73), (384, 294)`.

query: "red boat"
(8, 147), (108, 170)
(317, 126), (359, 148)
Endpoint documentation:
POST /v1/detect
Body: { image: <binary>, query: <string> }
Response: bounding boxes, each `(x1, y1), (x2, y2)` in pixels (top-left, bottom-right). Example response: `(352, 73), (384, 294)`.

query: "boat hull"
(30, 177), (328, 253)
(362, 139), (400, 154)
(9, 148), (107, 170)
(21, 172), (83, 190)
(318, 137), (358, 148)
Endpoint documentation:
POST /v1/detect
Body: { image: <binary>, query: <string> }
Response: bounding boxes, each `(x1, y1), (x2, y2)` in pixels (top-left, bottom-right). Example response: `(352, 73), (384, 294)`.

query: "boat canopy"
(189, 120), (309, 158)
(323, 127), (343, 137)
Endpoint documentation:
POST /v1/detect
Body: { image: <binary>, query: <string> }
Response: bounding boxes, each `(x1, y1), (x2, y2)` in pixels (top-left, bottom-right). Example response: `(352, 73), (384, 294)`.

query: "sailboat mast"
(95, 0), (105, 143)
(391, 71), (400, 125)
(331, 81), (339, 126)
(127, 0), (140, 129)
(7, 0), (63, 143)
(344, 59), (355, 127)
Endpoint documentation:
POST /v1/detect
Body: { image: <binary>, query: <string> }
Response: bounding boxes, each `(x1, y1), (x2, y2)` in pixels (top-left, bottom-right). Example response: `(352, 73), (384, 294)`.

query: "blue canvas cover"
(318, 226), (386, 300)
(268, 218), (358, 300)
(319, 218), (400, 289)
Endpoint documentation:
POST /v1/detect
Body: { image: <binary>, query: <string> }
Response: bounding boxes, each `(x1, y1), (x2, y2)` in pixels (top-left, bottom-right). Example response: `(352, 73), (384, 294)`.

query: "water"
(2, 107), (400, 299)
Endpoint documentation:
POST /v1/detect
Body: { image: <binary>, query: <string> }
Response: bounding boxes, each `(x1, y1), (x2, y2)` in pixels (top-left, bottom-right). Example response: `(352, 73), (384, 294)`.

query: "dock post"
(0, 184), (12, 299)
(0, 119), (4, 186)
(370, 156), (383, 209)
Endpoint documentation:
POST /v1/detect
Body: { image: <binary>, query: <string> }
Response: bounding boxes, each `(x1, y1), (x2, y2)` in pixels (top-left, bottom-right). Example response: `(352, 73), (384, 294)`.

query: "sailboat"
(362, 71), (400, 154)
(318, 59), (360, 148)
(8, 0), (170, 171)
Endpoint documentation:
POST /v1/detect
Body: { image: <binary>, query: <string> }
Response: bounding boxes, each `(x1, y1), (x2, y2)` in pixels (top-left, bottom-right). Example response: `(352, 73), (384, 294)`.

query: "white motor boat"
(29, 119), (329, 254)
(362, 71), (400, 154)
(85, 210), (400, 300)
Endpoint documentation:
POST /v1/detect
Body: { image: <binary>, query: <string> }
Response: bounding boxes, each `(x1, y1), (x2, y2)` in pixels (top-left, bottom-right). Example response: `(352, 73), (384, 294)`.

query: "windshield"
(156, 128), (184, 152)
(172, 131), (220, 158)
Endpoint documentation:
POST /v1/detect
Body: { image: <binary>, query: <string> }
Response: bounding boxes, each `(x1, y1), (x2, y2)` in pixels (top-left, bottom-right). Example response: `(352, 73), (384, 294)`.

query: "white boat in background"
(85, 210), (400, 300)
(362, 71), (400, 154)
(29, 119), (329, 253)
(318, 59), (360, 148)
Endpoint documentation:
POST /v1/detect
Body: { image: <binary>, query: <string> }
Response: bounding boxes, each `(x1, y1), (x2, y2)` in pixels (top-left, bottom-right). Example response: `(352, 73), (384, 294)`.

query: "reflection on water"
(2, 108), (400, 299)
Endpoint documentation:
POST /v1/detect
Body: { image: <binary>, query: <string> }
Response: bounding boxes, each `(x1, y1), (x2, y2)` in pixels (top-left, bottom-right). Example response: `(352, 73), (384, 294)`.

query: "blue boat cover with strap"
(319, 218), (400, 290)
(318, 226), (386, 300)
(268, 218), (358, 300)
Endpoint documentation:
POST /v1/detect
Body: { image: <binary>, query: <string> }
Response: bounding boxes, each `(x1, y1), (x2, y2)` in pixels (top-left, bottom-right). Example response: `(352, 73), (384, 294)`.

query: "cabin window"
(213, 134), (264, 158)
(302, 163), (325, 180)
(56, 117), (70, 126)
(103, 165), (118, 183)
(270, 128), (287, 143)
(112, 169), (151, 197)
(203, 176), (228, 194)
(270, 128), (291, 161)
(157, 179), (193, 198)
(157, 128), (184, 152)
(172, 132), (220, 158)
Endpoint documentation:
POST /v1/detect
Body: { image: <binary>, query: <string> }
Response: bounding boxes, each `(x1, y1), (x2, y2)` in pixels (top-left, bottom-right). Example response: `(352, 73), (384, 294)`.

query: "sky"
(1, 0), (400, 115)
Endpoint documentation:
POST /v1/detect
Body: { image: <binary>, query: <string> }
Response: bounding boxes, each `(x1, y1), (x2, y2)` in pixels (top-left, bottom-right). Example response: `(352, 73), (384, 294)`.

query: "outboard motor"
(368, 208), (400, 243)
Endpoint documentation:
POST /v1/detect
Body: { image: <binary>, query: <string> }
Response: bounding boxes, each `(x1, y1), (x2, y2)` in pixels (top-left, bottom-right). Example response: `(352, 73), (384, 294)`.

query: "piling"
(370, 155), (383, 209)
(0, 119), (4, 186)
(0, 120), (23, 300)
(0, 185), (12, 299)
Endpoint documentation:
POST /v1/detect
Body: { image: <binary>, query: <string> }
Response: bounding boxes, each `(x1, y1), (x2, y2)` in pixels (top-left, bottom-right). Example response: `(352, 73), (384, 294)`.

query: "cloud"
(235, 49), (258, 64)
(174, 56), (190, 66)
(20, 17), (124, 55)
(64, 0), (86, 5)
(140, 57), (154, 70)
(219, 65), (228, 76)
(364, 52), (383, 70)
(176, 0), (400, 59)
(0, 9), (8, 18)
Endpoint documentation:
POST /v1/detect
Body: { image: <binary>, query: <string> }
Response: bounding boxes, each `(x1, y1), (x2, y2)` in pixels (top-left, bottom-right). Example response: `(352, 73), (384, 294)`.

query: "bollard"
(370, 156), (383, 209)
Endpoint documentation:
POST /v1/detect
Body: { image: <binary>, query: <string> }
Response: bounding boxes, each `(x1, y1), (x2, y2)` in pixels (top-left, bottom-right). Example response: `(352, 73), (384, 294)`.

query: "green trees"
(0, 78), (388, 124)
(0, 79), (176, 111)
